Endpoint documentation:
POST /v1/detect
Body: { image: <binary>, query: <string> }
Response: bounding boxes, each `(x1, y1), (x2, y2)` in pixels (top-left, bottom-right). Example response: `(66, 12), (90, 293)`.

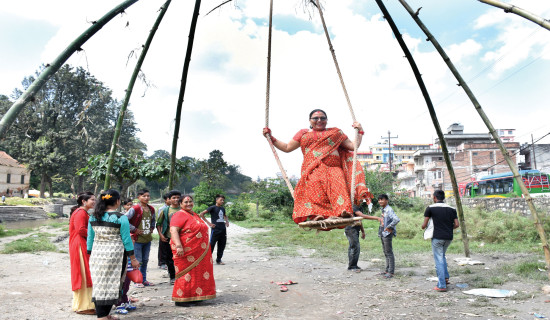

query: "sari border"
(172, 293), (216, 302)
(174, 245), (209, 279)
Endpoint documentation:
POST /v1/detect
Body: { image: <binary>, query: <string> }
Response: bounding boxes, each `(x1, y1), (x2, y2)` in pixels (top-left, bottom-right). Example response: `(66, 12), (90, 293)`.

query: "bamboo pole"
(0, 0), (139, 138)
(104, 0), (172, 190)
(374, 0), (471, 257)
(169, 0), (202, 189)
(478, 0), (550, 31)
(399, 0), (550, 279)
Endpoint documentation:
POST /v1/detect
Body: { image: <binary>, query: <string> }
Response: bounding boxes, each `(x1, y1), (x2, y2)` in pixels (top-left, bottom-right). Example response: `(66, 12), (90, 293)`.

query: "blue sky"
(1, 0), (550, 178)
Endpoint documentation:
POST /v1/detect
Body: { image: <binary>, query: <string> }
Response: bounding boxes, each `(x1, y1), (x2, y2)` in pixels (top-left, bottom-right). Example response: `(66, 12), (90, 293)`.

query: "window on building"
(473, 152), (478, 156)
(508, 130), (513, 135)
(376, 156), (380, 160)
(438, 157), (443, 161)
(21, 175), (25, 184)
(490, 152), (493, 160)
(6, 174), (10, 184)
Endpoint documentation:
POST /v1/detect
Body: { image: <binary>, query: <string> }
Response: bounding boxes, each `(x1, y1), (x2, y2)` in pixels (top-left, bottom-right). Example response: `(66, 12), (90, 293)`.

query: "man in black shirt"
(200, 194), (229, 265)
(422, 190), (459, 292)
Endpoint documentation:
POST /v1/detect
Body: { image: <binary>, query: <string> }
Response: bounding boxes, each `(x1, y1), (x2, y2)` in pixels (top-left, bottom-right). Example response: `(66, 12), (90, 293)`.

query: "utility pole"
(381, 131), (398, 171)
(532, 134), (537, 170)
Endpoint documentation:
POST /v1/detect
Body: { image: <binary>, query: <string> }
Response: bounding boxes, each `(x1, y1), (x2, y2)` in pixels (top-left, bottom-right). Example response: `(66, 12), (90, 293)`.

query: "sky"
(1, 0), (550, 179)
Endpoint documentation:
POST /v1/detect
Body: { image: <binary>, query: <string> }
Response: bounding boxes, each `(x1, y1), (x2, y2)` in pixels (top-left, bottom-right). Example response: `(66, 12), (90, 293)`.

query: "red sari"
(293, 127), (372, 224)
(69, 208), (92, 290)
(170, 210), (216, 302)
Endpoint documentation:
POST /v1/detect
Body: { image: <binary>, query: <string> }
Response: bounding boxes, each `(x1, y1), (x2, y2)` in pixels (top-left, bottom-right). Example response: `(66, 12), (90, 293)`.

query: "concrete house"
(0, 151), (31, 197)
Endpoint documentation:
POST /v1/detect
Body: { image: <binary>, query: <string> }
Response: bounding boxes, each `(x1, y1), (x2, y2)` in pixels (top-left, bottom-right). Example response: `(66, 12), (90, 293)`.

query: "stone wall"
(437, 197), (550, 216)
(0, 206), (49, 222)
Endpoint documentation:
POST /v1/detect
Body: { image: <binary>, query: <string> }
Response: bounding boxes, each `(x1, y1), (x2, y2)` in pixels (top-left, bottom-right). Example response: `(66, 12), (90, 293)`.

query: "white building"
(0, 151), (31, 197)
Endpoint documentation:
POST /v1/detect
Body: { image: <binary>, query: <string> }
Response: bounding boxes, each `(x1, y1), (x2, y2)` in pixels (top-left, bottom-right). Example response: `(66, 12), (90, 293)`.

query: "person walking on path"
(125, 189), (156, 287)
(69, 191), (96, 315)
(422, 190), (459, 292)
(377, 194), (400, 279)
(200, 194), (229, 265)
(156, 190), (181, 284)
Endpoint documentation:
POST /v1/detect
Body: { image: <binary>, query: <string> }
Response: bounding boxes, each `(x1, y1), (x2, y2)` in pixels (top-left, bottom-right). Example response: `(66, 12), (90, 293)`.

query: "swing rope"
(314, 0), (361, 205)
(264, 0), (295, 198)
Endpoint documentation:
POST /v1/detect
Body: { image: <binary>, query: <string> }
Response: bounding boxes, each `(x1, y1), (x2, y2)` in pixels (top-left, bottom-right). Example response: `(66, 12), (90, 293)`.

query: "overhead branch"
(478, 0), (550, 31)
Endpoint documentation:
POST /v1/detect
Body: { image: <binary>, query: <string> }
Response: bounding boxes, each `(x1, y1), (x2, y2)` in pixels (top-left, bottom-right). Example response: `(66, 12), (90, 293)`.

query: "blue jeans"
(134, 241), (151, 282)
(431, 238), (452, 289)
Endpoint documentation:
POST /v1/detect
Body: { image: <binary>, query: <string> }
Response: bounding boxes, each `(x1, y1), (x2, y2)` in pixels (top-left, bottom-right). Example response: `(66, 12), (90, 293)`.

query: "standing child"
(125, 189), (156, 287)
(157, 193), (170, 270)
(377, 194), (400, 279)
(200, 194), (229, 265)
(156, 190), (181, 285)
(347, 200), (384, 272)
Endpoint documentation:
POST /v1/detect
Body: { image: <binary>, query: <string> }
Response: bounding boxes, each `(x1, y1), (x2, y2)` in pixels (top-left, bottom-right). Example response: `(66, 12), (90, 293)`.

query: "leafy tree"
(192, 181), (224, 213)
(250, 178), (294, 218)
(77, 152), (190, 196)
(0, 65), (145, 196)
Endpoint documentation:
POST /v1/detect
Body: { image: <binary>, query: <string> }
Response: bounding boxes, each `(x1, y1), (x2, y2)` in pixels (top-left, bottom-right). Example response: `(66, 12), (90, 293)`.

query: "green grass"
(0, 224), (35, 238)
(0, 197), (50, 206)
(234, 205), (549, 280)
(2, 232), (58, 254)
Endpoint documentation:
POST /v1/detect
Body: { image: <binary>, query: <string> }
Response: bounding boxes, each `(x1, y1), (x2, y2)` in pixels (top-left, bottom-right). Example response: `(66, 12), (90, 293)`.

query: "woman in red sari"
(69, 191), (96, 315)
(170, 195), (216, 305)
(263, 109), (371, 224)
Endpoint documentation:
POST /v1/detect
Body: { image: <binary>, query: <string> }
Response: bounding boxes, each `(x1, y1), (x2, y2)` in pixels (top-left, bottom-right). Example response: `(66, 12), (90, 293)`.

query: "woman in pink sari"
(170, 195), (216, 305)
(263, 109), (372, 224)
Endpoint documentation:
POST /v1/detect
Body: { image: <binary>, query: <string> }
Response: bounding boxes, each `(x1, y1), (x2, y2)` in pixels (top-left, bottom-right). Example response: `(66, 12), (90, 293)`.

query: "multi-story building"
(414, 124), (520, 197)
(520, 144), (550, 173)
(0, 151), (31, 197)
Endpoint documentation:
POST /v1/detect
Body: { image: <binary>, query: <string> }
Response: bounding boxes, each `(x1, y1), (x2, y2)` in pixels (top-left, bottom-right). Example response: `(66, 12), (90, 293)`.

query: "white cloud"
(2, 0), (550, 180)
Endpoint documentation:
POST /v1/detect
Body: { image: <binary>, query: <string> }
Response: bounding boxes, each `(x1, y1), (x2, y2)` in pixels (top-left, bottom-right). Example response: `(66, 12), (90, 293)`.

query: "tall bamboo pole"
(479, 0), (550, 31)
(399, 0), (550, 278)
(0, 0), (139, 138)
(169, 0), (202, 189)
(104, 0), (172, 190)
(374, 0), (470, 257)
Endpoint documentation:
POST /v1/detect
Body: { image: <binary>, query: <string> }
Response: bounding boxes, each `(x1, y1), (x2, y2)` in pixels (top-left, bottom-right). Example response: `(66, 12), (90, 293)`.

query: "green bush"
(226, 194), (249, 221)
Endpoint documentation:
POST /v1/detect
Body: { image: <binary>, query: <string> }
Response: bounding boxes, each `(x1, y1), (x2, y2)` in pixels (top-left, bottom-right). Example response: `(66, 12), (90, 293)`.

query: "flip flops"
(143, 281), (155, 286)
(279, 285), (288, 292)
(275, 280), (298, 285)
(433, 286), (448, 292)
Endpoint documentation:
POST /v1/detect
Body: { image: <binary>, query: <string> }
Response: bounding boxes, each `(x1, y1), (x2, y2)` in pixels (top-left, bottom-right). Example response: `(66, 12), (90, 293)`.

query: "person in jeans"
(346, 200), (382, 272)
(422, 190), (459, 292)
(125, 189), (156, 287)
(377, 194), (400, 279)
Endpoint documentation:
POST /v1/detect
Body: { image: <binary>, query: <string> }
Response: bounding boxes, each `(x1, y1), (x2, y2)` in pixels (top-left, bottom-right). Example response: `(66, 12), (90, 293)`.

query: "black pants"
(96, 304), (113, 318)
(159, 239), (175, 279)
(345, 226), (361, 269)
(210, 229), (227, 263)
(158, 238), (165, 266)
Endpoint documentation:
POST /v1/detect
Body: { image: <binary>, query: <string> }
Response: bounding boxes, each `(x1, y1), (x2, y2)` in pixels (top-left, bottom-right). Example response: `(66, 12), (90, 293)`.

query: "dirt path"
(0, 224), (548, 320)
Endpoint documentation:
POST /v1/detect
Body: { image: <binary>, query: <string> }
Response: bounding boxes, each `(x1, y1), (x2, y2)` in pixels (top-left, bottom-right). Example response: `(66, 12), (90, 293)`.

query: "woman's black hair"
(70, 191), (94, 216)
(122, 198), (133, 206)
(93, 189), (121, 220)
(309, 109), (327, 119)
(178, 194), (194, 204)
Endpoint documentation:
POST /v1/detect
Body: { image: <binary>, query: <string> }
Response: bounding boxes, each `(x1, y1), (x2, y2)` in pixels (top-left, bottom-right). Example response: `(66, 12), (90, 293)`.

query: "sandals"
(76, 309), (96, 315)
(433, 286), (447, 292)
(216, 261), (225, 265)
(143, 281), (155, 286)
(279, 285), (288, 292)
(114, 306), (128, 315)
(135, 283), (144, 288)
(383, 273), (393, 279)
(445, 278), (450, 285)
